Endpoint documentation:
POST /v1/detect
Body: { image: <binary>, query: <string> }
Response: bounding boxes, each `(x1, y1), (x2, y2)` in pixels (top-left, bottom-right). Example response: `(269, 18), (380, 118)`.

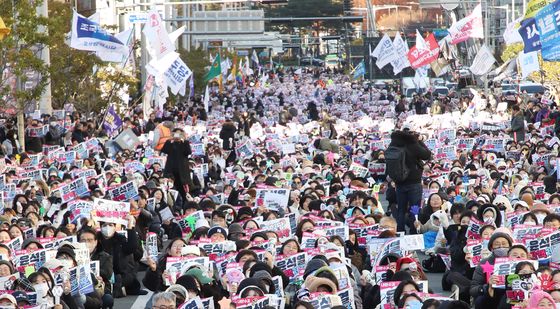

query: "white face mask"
(34, 282), (49, 301)
(101, 226), (115, 238)
(60, 259), (73, 269)
(50, 122), (57, 127)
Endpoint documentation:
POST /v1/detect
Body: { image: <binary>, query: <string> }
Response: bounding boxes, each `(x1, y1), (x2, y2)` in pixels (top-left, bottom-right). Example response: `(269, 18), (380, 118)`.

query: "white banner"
(372, 34), (398, 69)
(470, 44), (496, 75)
(143, 10), (174, 60)
(519, 50), (540, 78)
(448, 4), (484, 44)
(391, 32), (410, 74)
(164, 57), (193, 95)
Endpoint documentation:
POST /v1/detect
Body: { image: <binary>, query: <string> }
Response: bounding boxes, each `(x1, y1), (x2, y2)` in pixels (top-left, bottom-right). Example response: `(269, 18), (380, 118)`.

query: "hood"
(390, 130), (417, 146)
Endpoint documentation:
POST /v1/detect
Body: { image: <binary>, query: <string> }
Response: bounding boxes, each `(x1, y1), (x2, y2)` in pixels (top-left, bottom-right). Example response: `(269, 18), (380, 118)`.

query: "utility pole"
(37, 0), (53, 115)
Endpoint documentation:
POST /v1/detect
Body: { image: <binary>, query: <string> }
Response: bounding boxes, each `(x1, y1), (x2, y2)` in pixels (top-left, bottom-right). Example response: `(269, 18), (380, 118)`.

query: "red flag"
(407, 33), (440, 69)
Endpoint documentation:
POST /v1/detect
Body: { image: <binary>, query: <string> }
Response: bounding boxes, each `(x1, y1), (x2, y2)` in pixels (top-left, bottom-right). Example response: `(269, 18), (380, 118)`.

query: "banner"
(407, 33), (440, 69)
(535, 0), (560, 60)
(275, 252), (307, 281)
(259, 218), (291, 241)
(70, 11), (127, 55)
(352, 61), (366, 79)
(51, 177), (90, 204)
(470, 44), (496, 75)
(164, 57), (193, 95)
(143, 10), (174, 60)
(67, 200), (93, 223)
(13, 248), (56, 268)
(107, 181), (138, 201)
(504, 17), (525, 44)
(493, 258), (538, 288)
(391, 32), (410, 74)
(525, 0), (553, 18)
(448, 4), (484, 44)
(372, 34), (398, 69)
(26, 125), (48, 138)
(198, 240), (236, 255)
(519, 51), (540, 78)
(519, 18), (542, 53)
(92, 199), (131, 226)
(165, 256), (211, 285)
(254, 188), (289, 211)
(102, 106), (123, 135)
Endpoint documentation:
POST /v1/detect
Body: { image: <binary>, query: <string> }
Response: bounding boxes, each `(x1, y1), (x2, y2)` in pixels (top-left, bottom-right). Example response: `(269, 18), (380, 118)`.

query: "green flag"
(204, 53), (222, 83)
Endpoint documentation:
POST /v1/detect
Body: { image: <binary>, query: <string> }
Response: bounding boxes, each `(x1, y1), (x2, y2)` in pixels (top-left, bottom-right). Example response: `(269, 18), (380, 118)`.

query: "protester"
(0, 66), (559, 309)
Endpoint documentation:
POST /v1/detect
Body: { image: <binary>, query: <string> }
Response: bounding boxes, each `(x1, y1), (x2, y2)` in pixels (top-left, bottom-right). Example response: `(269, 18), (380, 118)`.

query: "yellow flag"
(0, 17), (10, 40)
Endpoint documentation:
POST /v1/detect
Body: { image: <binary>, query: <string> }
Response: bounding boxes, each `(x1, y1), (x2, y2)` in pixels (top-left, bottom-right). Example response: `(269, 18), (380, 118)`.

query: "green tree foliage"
(47, 0), (103, 110)
(0, 0), (50, 109)
(47, 0), (139, 113)
(179, 47), (209, 95)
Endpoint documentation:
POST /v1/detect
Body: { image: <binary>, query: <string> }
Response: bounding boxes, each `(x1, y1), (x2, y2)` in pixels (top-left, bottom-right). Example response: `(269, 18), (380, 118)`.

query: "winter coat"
(161, 139), (192, 186)
(91, 249), (113, 293)
(143, 255), (167, 292)
(145, 120), (156, 133)
(315, 138), (347, 156)
(510, 112), (525, 142)
(25, 134), (43, 154)
(45, 125), (64, 146)
(219, 122), (237, 150)
(470, 255), (497, 299)
(99, 229), (139, 280)
(388, 130), (432, 186)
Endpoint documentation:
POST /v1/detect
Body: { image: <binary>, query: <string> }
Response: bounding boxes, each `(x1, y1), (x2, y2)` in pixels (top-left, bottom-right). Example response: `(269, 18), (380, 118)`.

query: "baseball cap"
(207, 226), (228, 239)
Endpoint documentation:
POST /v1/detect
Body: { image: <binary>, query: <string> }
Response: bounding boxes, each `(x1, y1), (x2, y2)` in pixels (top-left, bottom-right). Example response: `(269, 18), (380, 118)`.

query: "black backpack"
(385, 145), (409, 182)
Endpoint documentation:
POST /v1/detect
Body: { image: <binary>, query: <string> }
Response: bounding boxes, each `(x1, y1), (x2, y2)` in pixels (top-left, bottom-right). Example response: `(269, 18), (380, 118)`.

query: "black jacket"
(161, 139), (192, 185)
(99, 229), (138, 278)
(388, 130), (432, 186)
(219, 122), (237, 150)
(91, 249), (113, 293)
(45, 126), (64, 146)
(143, 255), (167, 292)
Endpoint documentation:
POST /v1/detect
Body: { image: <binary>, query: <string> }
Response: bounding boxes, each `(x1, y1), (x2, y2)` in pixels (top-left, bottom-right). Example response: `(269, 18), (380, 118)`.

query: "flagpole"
(96, 24), (137, 131)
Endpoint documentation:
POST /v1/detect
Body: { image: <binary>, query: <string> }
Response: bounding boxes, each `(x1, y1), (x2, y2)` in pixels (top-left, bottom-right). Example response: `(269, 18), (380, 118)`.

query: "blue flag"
(103, 106), (123, 135)
(70, 11), (128, 55)
(519, 18), (542, 53)
(352, 61), (366, 80)
(535, 0), (560, 60)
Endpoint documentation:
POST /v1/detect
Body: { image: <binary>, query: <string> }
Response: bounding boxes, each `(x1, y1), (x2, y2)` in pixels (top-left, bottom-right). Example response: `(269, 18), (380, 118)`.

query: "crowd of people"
(0, 67), (558, 309)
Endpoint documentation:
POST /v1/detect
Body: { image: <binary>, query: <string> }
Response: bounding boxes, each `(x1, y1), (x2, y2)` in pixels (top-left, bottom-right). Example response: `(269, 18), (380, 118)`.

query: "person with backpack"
(385, 128), (432, 233)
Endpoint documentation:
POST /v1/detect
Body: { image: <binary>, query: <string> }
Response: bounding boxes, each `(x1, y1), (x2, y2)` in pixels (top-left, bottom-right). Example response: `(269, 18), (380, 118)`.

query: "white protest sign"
(92, 199), (130, 227)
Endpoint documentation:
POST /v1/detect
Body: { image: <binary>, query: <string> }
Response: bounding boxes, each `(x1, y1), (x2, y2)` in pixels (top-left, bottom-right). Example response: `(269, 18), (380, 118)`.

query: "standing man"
(508, 105), (526, 142)
(386, 128), (432, 233)
(161, 128), (192, 201)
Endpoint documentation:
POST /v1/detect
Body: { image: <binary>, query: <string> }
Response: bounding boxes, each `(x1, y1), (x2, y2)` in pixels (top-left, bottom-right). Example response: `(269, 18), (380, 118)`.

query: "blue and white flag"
(535, 0), (560, 60)
(519, 18), (542, 53)
(70, 10), (127, 55)
(352, 61), (366, 80)
(102, 106), (123, 135)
